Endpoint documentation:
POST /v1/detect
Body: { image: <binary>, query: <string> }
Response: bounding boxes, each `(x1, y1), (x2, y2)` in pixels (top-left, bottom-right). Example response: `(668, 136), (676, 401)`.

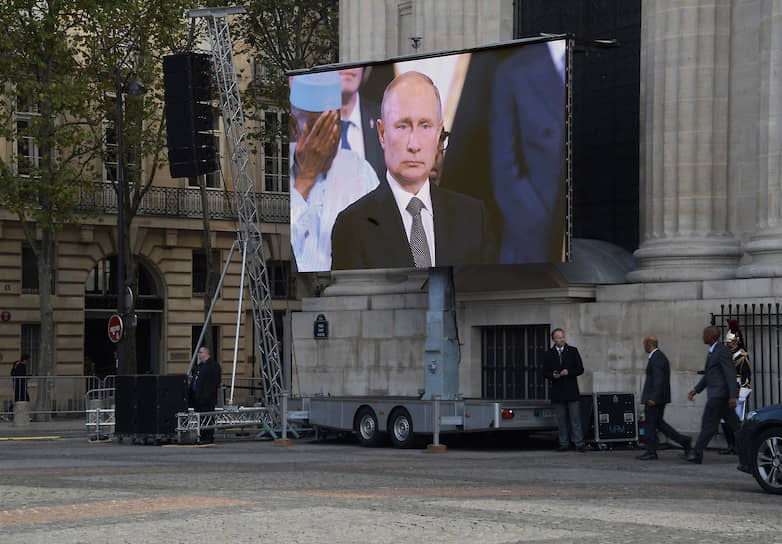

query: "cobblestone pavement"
(0, 422), (780, 543)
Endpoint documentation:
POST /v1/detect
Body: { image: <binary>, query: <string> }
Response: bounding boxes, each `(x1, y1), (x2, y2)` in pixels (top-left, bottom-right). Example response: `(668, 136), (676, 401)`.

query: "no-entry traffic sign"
(108, 314), (123, 343)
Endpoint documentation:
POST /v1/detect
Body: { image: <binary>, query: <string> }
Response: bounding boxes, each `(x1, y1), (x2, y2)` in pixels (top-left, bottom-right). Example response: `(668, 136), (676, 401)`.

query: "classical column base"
(626, 237), (742, 283)
(737, 228), (782, 278)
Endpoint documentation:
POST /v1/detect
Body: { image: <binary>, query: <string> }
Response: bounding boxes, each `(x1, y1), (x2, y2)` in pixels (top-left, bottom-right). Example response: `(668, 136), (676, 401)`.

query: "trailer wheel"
(389, 408), (415, 448)
(355, 407), (381, 447)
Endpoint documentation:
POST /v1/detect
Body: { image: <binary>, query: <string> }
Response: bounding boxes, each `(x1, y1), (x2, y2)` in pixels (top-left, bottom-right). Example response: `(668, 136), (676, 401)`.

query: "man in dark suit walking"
(331, 71), (495, 270)
(684, 325), (742, 463)
(637, 336), (691, 460)
(543, 328), (586, 452)
(189, 346), (222, 444)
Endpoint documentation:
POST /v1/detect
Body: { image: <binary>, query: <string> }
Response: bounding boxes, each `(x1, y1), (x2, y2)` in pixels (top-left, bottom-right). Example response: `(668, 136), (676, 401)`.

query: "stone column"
(339, 0), (513, 62)
(737, 0), (782, 277)
(627, 0), (742, 282)
(340, 0), (387, 62)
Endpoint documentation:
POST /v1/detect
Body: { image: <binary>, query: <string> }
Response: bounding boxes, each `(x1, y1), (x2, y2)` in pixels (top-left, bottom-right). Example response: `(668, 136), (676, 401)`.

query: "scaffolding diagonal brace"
(188, 7), (284, 425)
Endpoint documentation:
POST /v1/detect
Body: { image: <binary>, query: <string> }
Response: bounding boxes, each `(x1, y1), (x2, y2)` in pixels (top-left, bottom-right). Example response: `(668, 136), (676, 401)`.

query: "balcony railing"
(78, 182), (289, 223)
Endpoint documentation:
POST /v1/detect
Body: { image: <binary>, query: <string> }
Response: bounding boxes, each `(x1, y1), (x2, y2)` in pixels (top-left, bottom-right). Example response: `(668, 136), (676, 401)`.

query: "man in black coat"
(189, 346), (222, 444)
(637, 336), (691, 460)
(684, 325), (742, 463)
(543, 328), (586, 452)
(11, 353), (30, 406)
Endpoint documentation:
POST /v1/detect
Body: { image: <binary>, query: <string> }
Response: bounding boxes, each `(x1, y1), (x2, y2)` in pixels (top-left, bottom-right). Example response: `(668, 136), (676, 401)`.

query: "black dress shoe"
(680, 437), (692, 455)
(637, 452), (658, 460)
(576, 446), (586, 453)
(556, 445), (569, 452)
(684, 451), (702, 464)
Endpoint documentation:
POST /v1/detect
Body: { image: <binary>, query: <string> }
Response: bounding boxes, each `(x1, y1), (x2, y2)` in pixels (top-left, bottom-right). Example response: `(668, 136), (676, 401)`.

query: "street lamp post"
(115, 64), (146, 375)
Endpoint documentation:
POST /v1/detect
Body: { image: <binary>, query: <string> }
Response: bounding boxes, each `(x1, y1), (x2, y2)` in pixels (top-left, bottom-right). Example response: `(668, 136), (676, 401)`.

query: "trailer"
(306, 396), (556, 448)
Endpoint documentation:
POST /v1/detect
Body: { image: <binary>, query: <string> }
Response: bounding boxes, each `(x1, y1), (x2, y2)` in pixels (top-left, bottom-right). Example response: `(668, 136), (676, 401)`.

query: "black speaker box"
(163, 52), (218, 179)
(114, 375), (138, 434)
(114, 375), (188, 435)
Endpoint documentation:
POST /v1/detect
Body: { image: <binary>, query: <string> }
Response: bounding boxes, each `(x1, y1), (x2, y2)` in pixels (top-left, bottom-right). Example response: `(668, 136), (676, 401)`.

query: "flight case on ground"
(580, 392), (638, 446)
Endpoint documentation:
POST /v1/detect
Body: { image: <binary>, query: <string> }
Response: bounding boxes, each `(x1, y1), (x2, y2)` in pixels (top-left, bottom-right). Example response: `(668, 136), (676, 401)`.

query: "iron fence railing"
(712, 303), (782, 410)
(77, 182), (289, 223)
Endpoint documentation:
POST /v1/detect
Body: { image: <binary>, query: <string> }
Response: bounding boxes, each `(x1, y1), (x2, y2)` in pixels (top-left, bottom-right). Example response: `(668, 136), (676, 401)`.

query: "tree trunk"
(35, 230), (55, 419)
(118, 206), (138, 374)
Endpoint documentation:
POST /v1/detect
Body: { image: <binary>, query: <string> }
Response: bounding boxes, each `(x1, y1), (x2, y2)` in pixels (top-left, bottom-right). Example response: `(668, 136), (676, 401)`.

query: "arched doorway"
(84, 256), (164, 376)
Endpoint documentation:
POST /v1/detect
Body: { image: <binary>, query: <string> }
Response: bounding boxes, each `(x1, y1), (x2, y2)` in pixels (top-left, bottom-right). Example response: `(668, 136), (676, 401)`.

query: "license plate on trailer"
(535, 408), (555, 418)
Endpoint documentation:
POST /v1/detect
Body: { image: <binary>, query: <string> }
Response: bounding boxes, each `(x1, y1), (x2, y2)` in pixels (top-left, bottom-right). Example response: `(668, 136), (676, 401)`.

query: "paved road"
(0, 423), (780, 543)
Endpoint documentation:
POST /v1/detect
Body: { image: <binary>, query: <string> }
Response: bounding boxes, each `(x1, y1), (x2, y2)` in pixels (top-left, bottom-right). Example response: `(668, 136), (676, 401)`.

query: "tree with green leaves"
(0, 1), (105, 381)
(80, 1), (207, 374)
(0, 1), (207, 376)
(238, 0), (338, 140)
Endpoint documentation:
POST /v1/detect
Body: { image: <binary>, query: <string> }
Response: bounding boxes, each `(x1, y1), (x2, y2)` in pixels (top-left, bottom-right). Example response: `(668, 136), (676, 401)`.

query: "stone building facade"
(0, 52), (299, 392)
(292, 0), (782, 433)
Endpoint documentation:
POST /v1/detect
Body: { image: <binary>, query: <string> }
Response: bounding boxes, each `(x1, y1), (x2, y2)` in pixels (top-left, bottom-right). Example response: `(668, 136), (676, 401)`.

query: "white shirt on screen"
(290, 145), (379, 272)
(547, 40), (566, 83)
(344, 94), (366, 159)
(386, 172), (436, 266)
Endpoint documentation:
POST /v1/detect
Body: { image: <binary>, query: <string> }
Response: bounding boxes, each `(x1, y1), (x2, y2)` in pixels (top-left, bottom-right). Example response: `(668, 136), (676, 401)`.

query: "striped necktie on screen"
(406, 197), (431, 268)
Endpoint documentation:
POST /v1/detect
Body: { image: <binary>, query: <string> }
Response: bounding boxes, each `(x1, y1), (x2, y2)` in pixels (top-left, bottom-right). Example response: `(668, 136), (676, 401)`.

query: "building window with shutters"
(267, 260), (294, 299)
(263, 110), (289, 193)
(13, 94), (40, 176)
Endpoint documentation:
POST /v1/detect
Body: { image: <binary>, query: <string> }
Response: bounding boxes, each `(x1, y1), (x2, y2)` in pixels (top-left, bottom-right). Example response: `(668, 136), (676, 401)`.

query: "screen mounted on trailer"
(288, 37), (570, 272)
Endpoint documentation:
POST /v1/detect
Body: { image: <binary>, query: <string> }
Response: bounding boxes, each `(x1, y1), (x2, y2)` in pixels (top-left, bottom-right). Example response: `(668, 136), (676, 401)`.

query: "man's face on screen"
(378, 77), (442, 191)
(339, 68), (363, 102)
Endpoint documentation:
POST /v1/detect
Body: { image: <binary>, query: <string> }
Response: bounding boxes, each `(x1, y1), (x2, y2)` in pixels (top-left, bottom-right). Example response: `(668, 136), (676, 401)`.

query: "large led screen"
(288, 37), (570, 272)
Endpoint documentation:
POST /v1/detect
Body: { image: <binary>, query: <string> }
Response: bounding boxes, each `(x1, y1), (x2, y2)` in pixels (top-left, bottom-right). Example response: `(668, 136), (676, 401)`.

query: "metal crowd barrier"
(0, 375), (115, 418)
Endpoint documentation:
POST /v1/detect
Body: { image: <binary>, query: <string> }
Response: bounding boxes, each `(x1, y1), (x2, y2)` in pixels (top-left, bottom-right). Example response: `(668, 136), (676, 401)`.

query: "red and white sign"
(108, 314), (123, 343)
(0, 311), (10, 322)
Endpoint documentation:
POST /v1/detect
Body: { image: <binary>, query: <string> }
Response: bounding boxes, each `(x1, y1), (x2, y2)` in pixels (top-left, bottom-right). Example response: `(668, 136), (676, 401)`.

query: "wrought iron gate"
(481, 325), (550, 401)
(711, 303), (782, 409)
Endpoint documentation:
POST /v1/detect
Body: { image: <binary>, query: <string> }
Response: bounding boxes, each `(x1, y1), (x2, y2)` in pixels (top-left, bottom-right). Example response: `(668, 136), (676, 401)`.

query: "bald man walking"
(637, 336), (691, 460)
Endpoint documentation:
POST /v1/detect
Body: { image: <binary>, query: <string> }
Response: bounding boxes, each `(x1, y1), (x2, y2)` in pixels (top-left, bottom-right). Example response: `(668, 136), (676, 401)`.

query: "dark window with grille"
(192, 249), (219, 296)
(268, 260), (294, 299)
(21, 244), (54, 294)
(21, 324), (40, 375)
(481, 325), (550, 400)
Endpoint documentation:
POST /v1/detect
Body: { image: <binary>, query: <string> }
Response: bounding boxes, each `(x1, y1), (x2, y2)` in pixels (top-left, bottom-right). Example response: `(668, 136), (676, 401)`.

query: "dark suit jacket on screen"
(641, 349), (672, 406)
(359, 96), (385, 182)
(330, 180), (495, 270)
(489, 42), (567, 263)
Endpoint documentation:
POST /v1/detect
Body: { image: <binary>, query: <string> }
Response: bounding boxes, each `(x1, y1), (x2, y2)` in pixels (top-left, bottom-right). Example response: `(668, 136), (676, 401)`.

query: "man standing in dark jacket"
(684, 325), (742, 463)
(190, 346), (221, 444)
(637, 336), (691, 460)
(544, 328), (586, 452)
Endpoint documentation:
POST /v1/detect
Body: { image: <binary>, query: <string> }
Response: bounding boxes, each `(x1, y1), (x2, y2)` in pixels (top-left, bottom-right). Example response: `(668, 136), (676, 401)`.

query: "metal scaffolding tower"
(186, 6), (283, 425)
